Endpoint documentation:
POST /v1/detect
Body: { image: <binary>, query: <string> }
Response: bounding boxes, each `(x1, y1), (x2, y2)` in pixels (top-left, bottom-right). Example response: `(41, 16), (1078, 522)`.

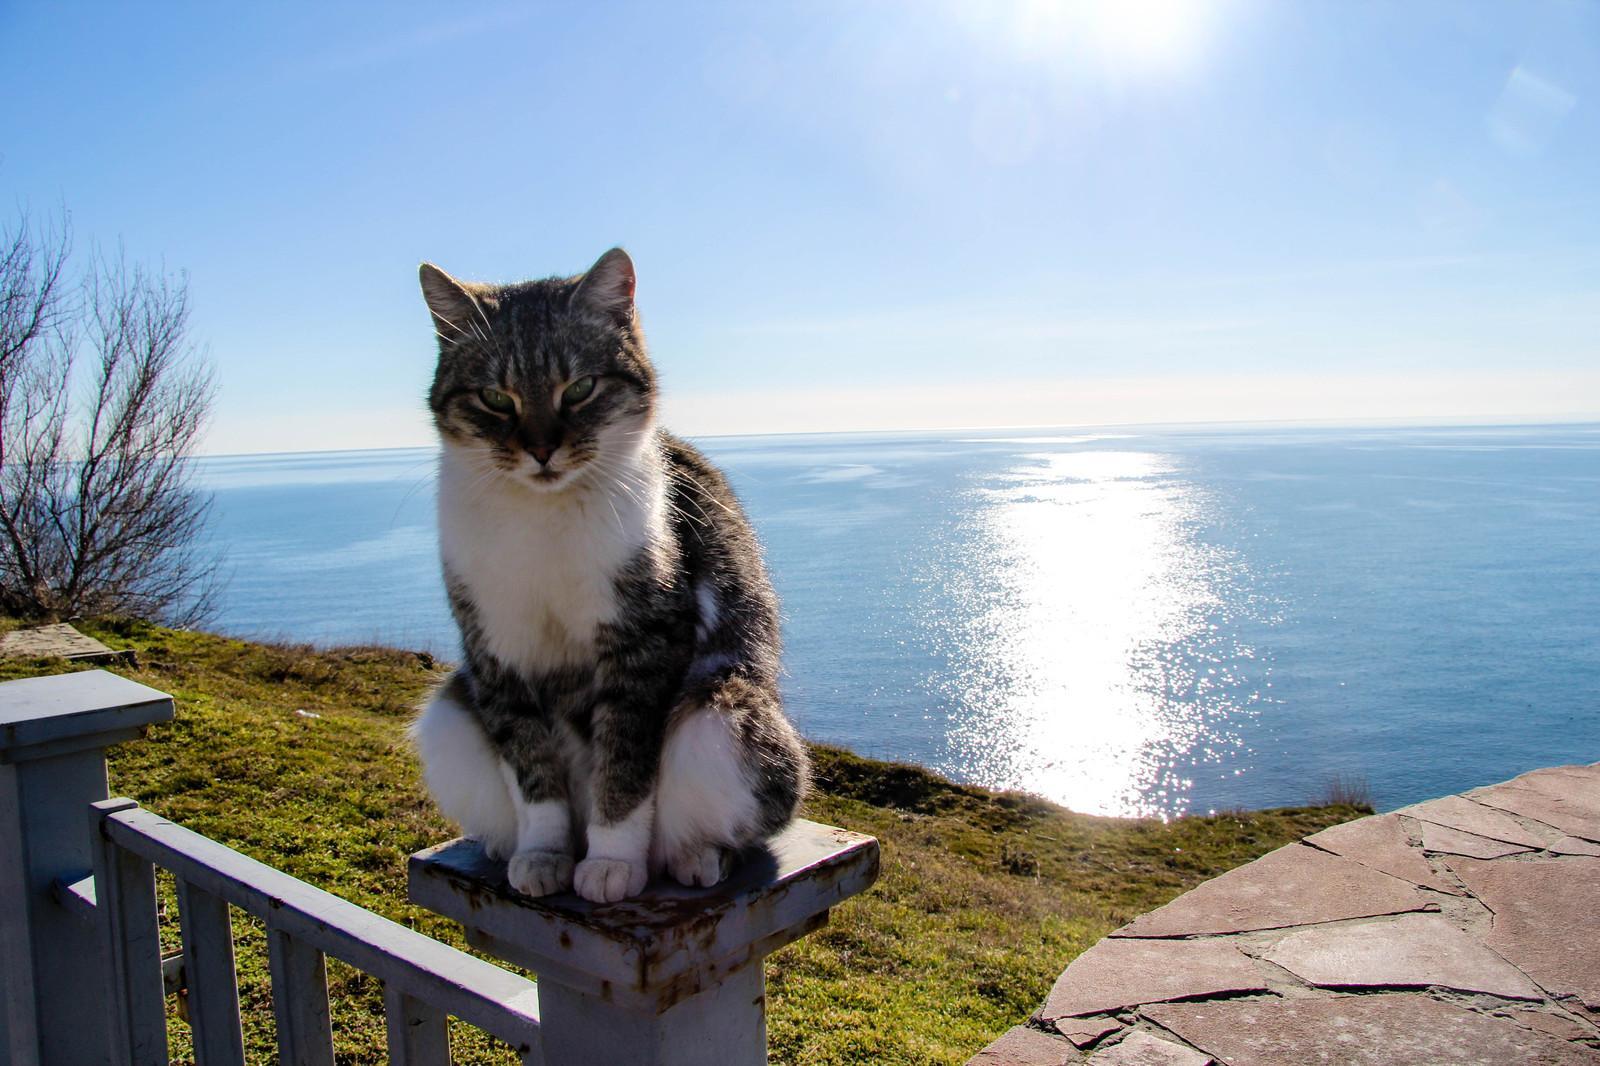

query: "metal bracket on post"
(409, 820), (880, 1066)
(0, 670), (174, 1066)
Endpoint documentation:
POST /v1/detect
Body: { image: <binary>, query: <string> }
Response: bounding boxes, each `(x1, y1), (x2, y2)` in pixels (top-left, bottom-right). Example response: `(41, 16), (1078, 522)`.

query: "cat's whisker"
(390, 471), (439, 523)
(447, 450), (509, 503)
(668, 465), (739, 518)
(430, 312), (475, 344)
(588, 451), (700, 538)
(466, 297), (510, 365)
(581, 460), (647, 534)
(592, 456), (663, 517)
(598, 486), (626, 537)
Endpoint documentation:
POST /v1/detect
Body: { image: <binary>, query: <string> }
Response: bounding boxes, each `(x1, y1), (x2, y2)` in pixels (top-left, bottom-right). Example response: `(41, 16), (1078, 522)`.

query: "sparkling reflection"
(919, 450), (1264, 818)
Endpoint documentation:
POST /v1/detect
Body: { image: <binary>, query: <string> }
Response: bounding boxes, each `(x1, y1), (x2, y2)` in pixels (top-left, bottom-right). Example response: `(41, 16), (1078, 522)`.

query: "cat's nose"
(530, 444), (555, 466)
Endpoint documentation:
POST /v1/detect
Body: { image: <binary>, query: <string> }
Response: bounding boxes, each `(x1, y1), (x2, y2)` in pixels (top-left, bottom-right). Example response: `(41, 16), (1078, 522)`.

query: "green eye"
(479, 388), (516, 413)
(562, 376), (597, 405)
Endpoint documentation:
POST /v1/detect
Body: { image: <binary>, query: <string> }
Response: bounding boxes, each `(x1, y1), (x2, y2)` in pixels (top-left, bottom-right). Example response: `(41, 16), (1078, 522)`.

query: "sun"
(1087, 0), (1206, 65)
(1011, 0), (1213, 71)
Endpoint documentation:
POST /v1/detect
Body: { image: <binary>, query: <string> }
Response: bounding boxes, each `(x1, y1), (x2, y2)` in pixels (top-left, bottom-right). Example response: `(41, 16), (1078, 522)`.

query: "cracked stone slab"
(968, 1026), (1083, 1065)
(1418, 821), (1535, 859)
(1261, 912), (1543, 1000)
(1469, 767), (1600, 845)
(1507, 1009), (1598, 1043)
(1111, 844), (1431, 938)
(1090, 1030), (1211, 1066)
(1055, 1017), (1122, 1050)
(1450, 857), (1600, 1011)
(1551, 836), (1600, 857)
(1144, 993), (1598, 1065)
(1399, 794), (1559, 849)
(1039, 938), (1268, 1020)
(1303, 813), (1463, 894)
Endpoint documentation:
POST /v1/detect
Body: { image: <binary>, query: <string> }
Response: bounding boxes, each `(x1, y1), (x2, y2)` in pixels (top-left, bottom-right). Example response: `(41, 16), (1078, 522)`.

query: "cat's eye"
(479, 388), (516, 413)
(562, 376), (597, 406)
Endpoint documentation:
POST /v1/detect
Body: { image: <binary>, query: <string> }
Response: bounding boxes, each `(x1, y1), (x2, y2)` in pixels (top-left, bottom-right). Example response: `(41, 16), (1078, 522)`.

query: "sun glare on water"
(918, 449), (1264, 818)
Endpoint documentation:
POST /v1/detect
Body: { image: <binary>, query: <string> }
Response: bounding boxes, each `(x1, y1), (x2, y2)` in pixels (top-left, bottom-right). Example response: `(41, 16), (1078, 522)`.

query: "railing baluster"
(384, 985), (451, 1065)
(90, 798), (169, 1066)
(267, 927), (335, 1066)
(93, 804), (544, 1060)
(176, 876), (245, 1066)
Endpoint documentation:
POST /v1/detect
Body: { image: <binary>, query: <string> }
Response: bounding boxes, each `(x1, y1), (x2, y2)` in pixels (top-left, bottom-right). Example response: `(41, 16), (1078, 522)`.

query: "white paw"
(667, 845), (733, 888)
(574, 857), (648, 903)
(506, 850), (573, 897)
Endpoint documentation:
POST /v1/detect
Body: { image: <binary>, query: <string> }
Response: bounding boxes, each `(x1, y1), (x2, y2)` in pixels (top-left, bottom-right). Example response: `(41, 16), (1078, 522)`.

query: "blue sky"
(3, 1), (1598, 453)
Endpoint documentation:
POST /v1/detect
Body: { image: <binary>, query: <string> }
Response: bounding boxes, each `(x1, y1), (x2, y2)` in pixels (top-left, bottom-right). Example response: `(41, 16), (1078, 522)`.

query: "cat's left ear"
(419, 263), (495, 337)
(571, 248), (636, 324)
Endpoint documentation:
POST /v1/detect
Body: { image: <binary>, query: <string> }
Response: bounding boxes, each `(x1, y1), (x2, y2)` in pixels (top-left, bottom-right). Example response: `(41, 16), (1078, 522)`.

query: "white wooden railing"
(0, 670), (878, 1066)
(82, 801), (542, 1065)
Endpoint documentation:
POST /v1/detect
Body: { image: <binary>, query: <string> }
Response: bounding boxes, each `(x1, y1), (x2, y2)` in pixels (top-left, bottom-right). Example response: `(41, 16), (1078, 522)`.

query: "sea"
(192, 423), (1600, 820)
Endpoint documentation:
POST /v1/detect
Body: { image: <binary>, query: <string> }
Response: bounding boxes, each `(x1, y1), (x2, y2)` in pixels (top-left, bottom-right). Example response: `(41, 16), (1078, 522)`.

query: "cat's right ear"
(419, 263), (491, 339)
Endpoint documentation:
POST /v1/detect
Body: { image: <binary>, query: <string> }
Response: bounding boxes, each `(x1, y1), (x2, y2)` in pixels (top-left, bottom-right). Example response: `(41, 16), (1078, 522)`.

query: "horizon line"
(192, 412), (1600, 462)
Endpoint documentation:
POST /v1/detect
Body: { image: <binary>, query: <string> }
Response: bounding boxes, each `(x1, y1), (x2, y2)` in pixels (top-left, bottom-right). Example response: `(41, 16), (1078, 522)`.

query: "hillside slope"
(0, 618), (1366, 1065)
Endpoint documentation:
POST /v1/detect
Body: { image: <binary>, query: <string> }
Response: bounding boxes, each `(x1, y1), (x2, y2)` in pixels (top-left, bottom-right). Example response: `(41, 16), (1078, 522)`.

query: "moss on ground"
(0, 618), (1367, 1065)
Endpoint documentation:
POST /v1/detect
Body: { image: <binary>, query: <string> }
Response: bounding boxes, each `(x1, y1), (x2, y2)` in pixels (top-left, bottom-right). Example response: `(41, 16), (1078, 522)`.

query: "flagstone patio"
(968, 762), (1600, 1065)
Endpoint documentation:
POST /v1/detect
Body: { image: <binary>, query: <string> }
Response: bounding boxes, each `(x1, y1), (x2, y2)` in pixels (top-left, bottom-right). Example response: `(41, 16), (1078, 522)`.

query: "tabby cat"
(410, 248), (807, 903)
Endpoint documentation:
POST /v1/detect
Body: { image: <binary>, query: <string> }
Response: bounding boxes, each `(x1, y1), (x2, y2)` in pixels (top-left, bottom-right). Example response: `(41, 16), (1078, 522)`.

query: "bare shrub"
(1317, 771), (1374, 811)
(0, 209), (218, 624)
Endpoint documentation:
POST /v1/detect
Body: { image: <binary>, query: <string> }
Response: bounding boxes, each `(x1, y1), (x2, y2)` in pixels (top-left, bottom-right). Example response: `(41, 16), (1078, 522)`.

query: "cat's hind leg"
(411, 671), (518, 861)
(653, 681), (808, 888)
(653, 705), (749, 887)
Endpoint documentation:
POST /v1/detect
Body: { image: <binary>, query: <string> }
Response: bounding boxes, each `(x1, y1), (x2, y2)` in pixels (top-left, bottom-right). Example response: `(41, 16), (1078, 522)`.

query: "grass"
(0, 618), (1370, 1065)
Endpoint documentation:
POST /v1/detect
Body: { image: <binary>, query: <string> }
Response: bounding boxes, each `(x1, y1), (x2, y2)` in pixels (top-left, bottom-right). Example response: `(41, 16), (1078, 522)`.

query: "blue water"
(193, 424), (1600, 819)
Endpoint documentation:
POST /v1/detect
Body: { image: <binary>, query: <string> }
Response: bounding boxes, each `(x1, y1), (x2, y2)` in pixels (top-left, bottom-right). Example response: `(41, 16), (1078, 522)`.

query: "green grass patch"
(0, 618), (1367, 1065)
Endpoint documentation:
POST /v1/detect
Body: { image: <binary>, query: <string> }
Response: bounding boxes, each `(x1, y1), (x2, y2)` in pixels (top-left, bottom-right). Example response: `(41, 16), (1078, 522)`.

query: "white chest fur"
(437, 445), (664, 675)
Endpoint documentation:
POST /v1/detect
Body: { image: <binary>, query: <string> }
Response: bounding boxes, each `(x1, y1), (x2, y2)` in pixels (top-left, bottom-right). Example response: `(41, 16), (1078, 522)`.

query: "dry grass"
(1317, 772), (1374, 810)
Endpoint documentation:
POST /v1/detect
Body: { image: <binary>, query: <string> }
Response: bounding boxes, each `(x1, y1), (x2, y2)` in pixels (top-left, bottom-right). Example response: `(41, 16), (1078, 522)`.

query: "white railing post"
(90, 799), (168, 1066)
(410, 820), (881, 1066)
(0, 670), (174, 1066)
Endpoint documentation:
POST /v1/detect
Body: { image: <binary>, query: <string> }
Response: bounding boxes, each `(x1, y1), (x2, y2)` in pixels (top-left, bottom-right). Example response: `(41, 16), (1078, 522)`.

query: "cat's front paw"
(666, 845), (734, 888)
(574, 857), (647, 903)
(507, 850), (574, 897)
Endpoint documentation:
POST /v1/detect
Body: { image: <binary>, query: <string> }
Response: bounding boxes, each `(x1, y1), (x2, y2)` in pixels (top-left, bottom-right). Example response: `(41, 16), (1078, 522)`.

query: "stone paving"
(0, 623), (125, 663)
(968, 762), (1600, 1065)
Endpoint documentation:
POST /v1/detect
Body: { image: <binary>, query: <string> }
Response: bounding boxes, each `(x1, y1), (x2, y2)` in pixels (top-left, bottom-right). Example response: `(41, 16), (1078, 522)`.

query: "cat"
(409, 248), (808, 904)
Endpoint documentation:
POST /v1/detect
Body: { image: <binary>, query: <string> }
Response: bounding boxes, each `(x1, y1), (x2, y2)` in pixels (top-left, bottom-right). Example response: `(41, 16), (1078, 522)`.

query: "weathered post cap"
(0, 669), (173, 763)
(409, 819), (880, 1011)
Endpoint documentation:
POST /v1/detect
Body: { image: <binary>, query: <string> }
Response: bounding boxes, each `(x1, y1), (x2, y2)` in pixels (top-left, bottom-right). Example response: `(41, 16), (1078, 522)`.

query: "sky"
(3, 1), (1599, 454)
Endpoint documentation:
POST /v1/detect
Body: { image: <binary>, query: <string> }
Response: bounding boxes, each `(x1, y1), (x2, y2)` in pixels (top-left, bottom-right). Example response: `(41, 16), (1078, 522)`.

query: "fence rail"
(90, 799), (542, 1066)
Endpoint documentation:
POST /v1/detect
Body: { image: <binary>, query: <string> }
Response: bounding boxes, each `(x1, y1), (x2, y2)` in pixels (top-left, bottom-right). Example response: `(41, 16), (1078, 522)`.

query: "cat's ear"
(571, 248), (636, 324)
(419, 263), (493, 337)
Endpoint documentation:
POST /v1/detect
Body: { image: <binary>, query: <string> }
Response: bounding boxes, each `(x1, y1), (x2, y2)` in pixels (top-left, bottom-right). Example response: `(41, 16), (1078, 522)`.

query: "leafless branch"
(0, 209), (219, 625)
